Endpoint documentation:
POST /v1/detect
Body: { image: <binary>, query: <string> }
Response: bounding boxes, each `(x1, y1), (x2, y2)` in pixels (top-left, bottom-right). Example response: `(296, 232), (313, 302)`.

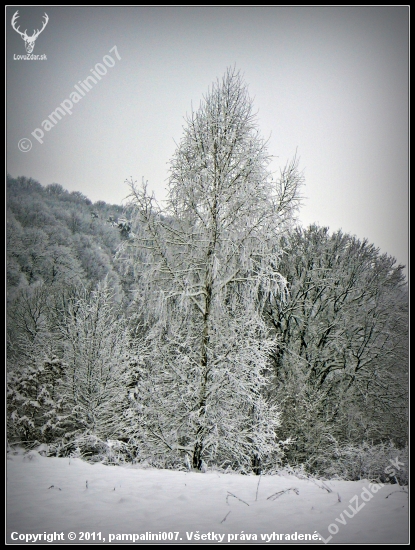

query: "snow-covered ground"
(6, 449), (408, 545)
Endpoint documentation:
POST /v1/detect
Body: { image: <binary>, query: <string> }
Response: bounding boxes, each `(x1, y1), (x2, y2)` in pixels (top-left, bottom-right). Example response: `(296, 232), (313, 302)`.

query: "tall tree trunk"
(192, 238), (215, 469)
(252, 453), (262, 475)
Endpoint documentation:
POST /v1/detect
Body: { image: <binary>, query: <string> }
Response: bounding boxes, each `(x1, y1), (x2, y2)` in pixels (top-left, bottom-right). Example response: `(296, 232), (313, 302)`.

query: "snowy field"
(6, 449), (408, 545)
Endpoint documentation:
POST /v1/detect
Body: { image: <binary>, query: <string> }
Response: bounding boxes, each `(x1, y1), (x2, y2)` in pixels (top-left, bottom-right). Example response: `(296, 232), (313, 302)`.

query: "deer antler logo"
(11, 11), (49, 54)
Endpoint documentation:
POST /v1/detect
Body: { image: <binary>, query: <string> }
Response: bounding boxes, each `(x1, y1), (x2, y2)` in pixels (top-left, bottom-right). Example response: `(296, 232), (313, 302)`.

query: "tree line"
(6, 68), (408, 478)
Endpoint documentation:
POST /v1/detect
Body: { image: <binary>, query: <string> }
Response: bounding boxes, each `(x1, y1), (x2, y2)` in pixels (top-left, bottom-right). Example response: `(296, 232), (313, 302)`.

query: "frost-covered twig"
(226, 491), (250, 506)
(286, 469), (333, 493)
(385, 490), (409, 499)
(267, 487), (299, 500)
(320, 480), (333, 493)
(255, 474), (261, 501)
(220, 511), (231, 523)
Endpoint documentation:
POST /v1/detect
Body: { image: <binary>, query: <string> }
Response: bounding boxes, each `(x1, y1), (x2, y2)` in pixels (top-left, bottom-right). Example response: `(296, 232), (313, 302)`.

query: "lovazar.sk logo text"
(11, 10), (48, 57)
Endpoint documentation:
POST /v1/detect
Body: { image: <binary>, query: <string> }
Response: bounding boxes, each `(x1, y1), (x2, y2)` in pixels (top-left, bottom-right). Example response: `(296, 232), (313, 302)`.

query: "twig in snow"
(220, 511), (231, 524)
(226, 491), (249, 506)
(255, 474), (261, 501)
(292, 471), (332, 493)
(385, 490), (409, 499)
(320, 480), (333, 493)
(267, 487), (299, 500)
(337, 492), (341, 502)
(308, 478), (332, 493)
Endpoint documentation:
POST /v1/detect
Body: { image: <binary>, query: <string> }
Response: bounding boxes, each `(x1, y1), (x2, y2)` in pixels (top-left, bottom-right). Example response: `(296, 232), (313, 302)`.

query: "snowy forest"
(6, 68), (408, 482)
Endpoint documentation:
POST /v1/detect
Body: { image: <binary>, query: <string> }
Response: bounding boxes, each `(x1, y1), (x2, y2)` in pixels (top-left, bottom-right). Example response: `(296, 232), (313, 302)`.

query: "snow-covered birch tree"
(121, 68), (302, 471)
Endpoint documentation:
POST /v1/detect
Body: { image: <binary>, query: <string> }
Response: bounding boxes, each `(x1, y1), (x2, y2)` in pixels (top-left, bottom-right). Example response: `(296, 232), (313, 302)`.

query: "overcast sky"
(6, 6), (409, 272)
